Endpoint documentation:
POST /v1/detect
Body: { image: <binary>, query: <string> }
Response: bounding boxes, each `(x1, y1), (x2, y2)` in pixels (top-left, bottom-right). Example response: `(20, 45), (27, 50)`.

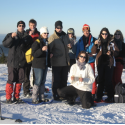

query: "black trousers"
(7, 67), (25, 84)
(52, 66), (69, 97)
(57, 86), (94, 109)
(97, 63), (114, 99)
(23, 64), (33, 94)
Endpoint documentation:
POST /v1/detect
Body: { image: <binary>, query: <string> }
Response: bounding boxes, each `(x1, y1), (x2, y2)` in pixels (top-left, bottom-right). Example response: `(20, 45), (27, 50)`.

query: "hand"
(29, 30), (34, 35)
(11, 32), (17, 38)
(71, 76), (75, 81)
(79, 78), (83, 82)
(42, 46), (47, 51)
(50, 54), (53, 58)
(67, 43), (72, 48)
(94, 40), (99, 45)
(106, 51), (111, 55)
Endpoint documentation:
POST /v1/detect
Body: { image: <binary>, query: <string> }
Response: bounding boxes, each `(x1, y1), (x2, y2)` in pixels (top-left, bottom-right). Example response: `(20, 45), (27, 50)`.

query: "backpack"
(25, 39), (40, 64)
(114, 82), (125, 103)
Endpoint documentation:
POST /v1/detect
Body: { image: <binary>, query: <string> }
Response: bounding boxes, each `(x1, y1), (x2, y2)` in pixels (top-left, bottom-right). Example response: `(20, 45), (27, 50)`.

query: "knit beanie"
(55, 21), (63, 29)
(40, 27), (49, 34)
(17, 20), (25, 27)
(82, 24), (90, 32)
(67, 28), (75, 35)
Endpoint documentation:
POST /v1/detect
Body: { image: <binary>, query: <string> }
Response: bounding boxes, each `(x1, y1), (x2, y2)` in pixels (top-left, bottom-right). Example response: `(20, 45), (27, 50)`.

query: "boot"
(5, 83), (13, 100)
(6, 99), (12, 104)
(13, 83), (22, 99)
(32, 84), (39, 101)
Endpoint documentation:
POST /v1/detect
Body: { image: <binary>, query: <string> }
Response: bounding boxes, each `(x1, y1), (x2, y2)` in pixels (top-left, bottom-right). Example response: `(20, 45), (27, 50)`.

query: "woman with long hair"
(57, 51), (95, 109)
(91, 27), (119, 103)
(112, 30), (125, 88)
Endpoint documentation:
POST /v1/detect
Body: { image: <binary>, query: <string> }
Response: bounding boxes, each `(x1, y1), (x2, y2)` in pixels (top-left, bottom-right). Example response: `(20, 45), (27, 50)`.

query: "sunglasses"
(44, 33), (49, 34)
(80, 55), (86, 59)
(101, 33), (108, 35)
(83, 27), (90, 31)
(115, 34), (120, 35)
(18, 25), (25, 27)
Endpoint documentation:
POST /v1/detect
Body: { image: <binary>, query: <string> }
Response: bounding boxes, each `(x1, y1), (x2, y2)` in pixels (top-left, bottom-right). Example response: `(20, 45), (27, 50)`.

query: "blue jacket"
(76, 35), (96, 63)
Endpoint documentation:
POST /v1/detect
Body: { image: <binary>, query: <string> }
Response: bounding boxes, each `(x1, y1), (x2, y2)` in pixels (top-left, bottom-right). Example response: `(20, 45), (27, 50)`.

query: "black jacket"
(2, 32), (33, 68)
(32, 36), (51, 69)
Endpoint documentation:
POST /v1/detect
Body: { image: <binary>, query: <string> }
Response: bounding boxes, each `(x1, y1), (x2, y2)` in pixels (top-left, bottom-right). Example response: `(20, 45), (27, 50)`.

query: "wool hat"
(82, 24), (90, 32)
(17, 20), (26, 27)
(55, 21), (63, 29)
(67, 28), (75, 35)
(40, 27), (49, 34)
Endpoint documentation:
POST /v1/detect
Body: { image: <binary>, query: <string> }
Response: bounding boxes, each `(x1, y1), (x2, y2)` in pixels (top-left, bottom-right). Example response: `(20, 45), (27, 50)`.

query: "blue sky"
(0, 0), (125, 38)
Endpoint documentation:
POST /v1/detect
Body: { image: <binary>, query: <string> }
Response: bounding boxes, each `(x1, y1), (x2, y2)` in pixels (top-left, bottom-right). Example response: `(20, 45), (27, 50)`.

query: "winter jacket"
(32, 36), (51, 69)
(76, 34), (96, 63)
(68, 38), (77, 59)
(68, 63), (95, 92)
(91, 37), (119, 67)
(2, 32), (33, 68)
(48, 31), (70, 66)
(114, 41), (125, 64)
(26, 28), (40, 42)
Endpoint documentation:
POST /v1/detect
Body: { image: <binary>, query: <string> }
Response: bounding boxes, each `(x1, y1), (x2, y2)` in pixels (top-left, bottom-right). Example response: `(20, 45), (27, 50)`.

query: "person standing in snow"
(48, 20), (72, 100)
(57, 51), (95, 109)
(91, 27), (119, 103)
(31, 27), (51, 104)
(2, 21), (33, 103)
(23, 19), (40, 98)
(112, 30), (125, 89)
(76, 24), (97, 99)
(67, 28), (77, 71)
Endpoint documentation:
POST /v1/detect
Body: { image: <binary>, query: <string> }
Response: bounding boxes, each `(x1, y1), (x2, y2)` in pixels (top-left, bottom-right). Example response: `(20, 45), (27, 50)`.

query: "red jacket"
(26, 28), (40, 42)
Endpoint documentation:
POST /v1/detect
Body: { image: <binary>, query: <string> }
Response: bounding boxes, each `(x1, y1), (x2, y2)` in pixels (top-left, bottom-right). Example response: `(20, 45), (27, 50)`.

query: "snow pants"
(97, 63), (114, 99)
(112, 62), (123, 89)
(52, 66), (69, 98)
(6, 67), (24, 99)
(57, 85), (94, 109)
(90, 62), (97, 95)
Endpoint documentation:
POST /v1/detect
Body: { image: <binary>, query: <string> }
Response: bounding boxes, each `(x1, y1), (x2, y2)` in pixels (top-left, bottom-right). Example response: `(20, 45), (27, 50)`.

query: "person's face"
(101, 31), (108, 39)
(55, 26), (62, 33)
(79, 53), (86, 63)
(41, 33), (49, 39)
(114, 32), (121, 40)
(83, 30), (90, 37)
(17, 24), (25, 32)
(68, 34), (73, 38)
(29, 23), (36, 30)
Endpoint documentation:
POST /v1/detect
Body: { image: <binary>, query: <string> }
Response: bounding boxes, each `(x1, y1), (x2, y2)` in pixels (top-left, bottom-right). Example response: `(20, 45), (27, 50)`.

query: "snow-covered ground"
(1, 64), (125, 124)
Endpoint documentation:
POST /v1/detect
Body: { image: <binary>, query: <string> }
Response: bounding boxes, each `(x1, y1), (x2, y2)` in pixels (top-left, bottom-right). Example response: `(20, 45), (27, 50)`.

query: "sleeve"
(71, 40), (77, 54)
(83, 64), (95, 85)
(32, 41), (44, 58)
(76, 40), (80, 58)
(68, 64), (75, 83)
(91, 44), (98, 55)
(2, 33), (15, 48)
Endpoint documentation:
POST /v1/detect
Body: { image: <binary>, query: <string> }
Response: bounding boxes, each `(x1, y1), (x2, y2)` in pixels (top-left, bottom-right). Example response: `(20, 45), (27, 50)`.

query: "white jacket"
(68, 63), (95, 92)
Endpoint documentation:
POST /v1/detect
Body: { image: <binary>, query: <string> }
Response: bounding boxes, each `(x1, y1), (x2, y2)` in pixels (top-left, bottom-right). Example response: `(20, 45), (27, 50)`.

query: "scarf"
(82, 34), (92, 49)
(114, 38), (122, 51)
(17, 30), (25, 39)
(76, 60), (86, 70)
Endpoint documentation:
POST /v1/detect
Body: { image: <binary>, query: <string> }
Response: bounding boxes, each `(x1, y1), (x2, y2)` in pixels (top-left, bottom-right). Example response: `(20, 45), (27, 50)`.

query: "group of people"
(2, 19), (125, 109)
